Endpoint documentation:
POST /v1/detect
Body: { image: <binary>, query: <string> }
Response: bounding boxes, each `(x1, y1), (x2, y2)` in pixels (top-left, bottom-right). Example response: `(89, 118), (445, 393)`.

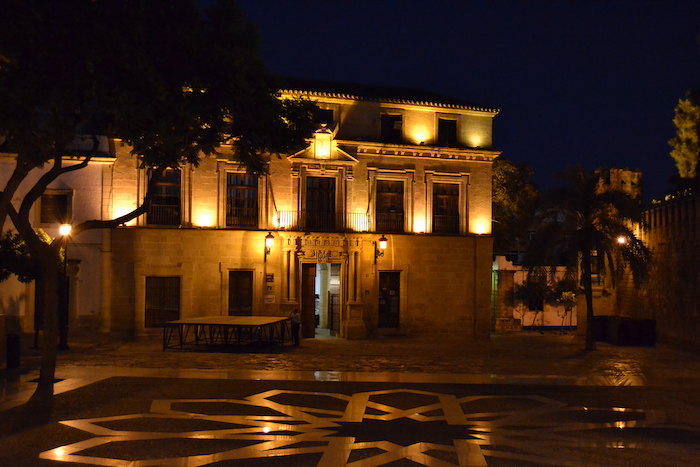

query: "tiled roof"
(278, 77), (499, 113)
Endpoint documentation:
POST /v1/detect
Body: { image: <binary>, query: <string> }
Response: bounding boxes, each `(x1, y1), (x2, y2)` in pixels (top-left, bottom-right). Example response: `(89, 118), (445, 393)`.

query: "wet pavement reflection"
(38, 385), (700, 466)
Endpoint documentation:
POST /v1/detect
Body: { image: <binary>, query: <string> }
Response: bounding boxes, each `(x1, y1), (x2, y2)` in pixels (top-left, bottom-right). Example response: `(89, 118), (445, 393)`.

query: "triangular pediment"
(288, 144), (358, 163)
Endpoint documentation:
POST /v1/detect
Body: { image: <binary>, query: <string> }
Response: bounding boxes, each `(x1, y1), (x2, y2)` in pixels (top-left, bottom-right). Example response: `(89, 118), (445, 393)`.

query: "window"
(40, 193), (71, 224)
(145, 276), (180, 327)
(314, 108), (334, 126)
(147, 168), (181, 225)
(381, 114), (402, 143)
(226, 173), (258, 228)
(376, 180), (404, 233)
(432, 183), (459, 234)
(305, 176), (336, 231)
(437, 118), (458, 146)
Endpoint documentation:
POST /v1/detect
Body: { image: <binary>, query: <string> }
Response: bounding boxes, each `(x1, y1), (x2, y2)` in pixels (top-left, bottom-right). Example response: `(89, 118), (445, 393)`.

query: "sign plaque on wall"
(264, 295), (275, 304)
(266, 273), (274, 283)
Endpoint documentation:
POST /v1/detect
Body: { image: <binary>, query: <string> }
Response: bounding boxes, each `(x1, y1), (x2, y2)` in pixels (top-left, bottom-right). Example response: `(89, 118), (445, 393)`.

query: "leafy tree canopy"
(669, 90), (700, 181)
(0, 0), (316, 235)
(525, 166), (650, 350)
(492, 157), (539, 253)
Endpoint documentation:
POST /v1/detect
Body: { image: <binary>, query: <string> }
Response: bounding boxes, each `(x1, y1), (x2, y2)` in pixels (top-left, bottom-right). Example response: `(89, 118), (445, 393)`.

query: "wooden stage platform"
(163, 316), (292, 350)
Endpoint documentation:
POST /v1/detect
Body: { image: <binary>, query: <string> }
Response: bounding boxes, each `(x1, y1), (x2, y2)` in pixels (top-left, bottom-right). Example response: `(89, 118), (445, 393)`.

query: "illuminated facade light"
(59, 224), (72, 236)
(195, 211), (214, 227)
(617, 235), (627, 245)
(313, 126), (333, 159)
(471, 218), (490, 235)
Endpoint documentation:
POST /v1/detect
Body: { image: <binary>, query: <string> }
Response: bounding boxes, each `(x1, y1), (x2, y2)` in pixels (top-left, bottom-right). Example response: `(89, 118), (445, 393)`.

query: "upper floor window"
(40, 192), (71, 224)
(147, 168), (181, 226)
(314, 108), (334, 127)
(432, 182), (459, 234)
(226, 173), (258, 228)
(381, 114), (403, 143)
(305, 176), (336, 232)
(437, 118), (458, 147)
(376, 180), (404, 233)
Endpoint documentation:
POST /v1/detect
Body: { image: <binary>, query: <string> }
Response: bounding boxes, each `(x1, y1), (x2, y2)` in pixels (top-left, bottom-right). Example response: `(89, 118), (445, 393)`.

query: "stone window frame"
(216, 162), (267, 229)
(367, 168), (415, 233)
(436, 114), (459, 147)
(380, 111), (404, 143)
(292, 164), (350, 232)
(38, 189), (73, 226)
(136, 165), (191, 227)
(424, 171), (470, 235)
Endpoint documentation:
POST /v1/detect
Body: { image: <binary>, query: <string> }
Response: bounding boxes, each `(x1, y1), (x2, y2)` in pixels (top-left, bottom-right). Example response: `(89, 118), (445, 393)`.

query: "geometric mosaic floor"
(39, 388), (700, 466)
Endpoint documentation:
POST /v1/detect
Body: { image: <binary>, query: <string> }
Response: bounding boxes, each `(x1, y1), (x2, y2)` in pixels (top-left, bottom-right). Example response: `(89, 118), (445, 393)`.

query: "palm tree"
(526, 166), (651, 350)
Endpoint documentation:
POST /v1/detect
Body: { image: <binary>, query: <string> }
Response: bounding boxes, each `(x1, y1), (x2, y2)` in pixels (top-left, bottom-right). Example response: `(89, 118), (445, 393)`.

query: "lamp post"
(58, 224), (72, 351)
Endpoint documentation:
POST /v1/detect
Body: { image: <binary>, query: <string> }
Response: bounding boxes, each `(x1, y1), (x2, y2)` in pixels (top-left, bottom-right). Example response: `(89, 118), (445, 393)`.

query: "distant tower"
(596, 168), (643, 199)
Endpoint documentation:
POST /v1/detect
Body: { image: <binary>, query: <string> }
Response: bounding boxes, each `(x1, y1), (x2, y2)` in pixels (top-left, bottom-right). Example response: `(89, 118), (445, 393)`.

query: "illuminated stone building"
(0, 82), (500, 340)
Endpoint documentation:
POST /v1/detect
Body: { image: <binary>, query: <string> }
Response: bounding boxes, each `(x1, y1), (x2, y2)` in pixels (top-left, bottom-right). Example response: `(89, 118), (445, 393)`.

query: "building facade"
(1, 83), (500, 340)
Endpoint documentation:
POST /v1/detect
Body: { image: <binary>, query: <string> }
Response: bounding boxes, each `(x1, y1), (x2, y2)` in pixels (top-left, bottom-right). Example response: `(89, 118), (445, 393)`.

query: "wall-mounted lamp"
(616, 235), (627, 245)
(264, 231), (274, 262)
(374, 234), (388, 264)
(59, 224), (72, 237)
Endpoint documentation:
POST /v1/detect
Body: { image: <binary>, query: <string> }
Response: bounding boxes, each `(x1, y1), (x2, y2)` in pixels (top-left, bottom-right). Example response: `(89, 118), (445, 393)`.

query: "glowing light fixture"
(413, 218), (426, 234)
(314, 126), (333, 159)
(616, 235), (627, 245)
(374, 234), (388, 263)
(412, 127), (428, 145)
(264, 231), (275, 262)
(59, 224), (72, 236)
(469, 134), (482, 148)
(195, 211), (214, 227)
(471, 218), (490, 235)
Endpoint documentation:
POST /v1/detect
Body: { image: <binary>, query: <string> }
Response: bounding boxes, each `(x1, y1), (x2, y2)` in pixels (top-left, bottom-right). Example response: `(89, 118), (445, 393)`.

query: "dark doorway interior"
(301, 263), (317, 337)
(228, 270), (253, 316)
(379, 271), (400, 328)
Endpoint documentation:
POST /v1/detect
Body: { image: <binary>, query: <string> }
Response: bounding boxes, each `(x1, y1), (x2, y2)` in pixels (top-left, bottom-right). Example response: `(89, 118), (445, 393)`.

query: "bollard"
(6, 333), (20, 369)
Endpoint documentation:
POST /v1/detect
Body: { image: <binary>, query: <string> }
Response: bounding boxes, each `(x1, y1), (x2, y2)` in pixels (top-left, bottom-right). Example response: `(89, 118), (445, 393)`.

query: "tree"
(526, 166), (650, 350)
(492, 157), (539, 253)
(0, 0), (315, 415)
(669, 90), (700, 182)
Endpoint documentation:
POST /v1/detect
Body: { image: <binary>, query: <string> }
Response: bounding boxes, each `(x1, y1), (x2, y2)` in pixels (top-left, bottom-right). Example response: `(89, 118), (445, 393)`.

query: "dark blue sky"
(238, 0), (700, 201)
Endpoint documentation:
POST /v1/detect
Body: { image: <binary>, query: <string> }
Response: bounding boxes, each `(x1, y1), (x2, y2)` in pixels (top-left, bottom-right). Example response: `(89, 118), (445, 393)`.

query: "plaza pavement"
(1, 331), (700, 465)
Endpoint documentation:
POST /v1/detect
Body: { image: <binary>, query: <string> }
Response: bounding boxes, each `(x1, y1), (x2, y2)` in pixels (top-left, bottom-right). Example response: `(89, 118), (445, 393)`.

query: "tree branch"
(17, 155), (94, 222)
(71, 168), (163, 237)
(0, 157), (31, 232)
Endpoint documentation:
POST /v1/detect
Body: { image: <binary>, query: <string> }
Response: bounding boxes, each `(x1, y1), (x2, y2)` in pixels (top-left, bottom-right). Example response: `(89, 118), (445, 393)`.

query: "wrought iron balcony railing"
(432, 214), (460, 234)
(375, 212), (405, 233)
(226, 207), (258, 228)
(147, 204), (181, 226)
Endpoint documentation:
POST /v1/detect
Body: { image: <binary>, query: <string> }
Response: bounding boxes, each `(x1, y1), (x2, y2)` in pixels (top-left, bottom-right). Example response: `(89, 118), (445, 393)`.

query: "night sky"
(237, 0), (700, 201)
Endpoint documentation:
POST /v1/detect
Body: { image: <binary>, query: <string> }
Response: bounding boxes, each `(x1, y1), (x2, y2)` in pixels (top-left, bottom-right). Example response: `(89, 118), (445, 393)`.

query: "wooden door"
(228, 270), (253, 316)
(301, 263), (317, 337)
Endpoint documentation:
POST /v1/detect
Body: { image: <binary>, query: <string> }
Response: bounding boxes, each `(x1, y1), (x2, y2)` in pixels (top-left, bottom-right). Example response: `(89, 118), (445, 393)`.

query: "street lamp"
(374, 234), (388, 264)
(616, 235), (627, 245)
(264, 232), (274, 262)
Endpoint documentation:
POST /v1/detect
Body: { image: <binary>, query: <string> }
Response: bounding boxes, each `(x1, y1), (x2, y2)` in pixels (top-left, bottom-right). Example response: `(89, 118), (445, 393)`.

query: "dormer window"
(381, 114), (403, 143)
(437, 118), (458, 147)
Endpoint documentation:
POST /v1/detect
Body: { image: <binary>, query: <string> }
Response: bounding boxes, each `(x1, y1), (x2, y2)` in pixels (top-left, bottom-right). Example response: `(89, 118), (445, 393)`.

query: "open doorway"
(301, 263), (341, 338)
